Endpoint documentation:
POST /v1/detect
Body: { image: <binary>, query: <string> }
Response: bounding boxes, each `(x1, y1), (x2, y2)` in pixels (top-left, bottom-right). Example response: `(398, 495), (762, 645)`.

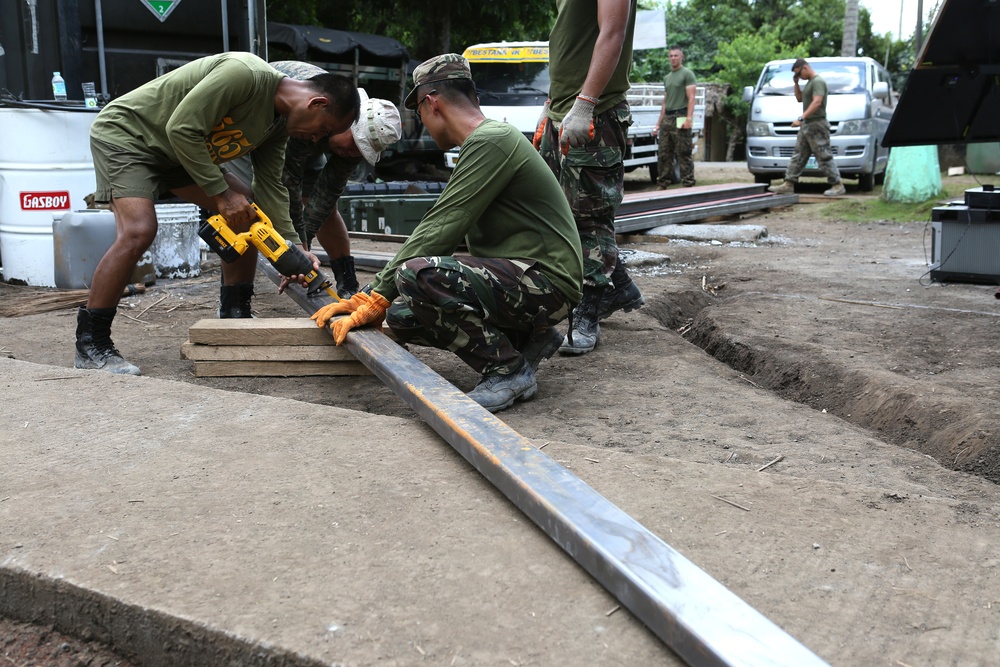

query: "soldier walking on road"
(769, 58), (846, 197)
(654, 47), (696, 189)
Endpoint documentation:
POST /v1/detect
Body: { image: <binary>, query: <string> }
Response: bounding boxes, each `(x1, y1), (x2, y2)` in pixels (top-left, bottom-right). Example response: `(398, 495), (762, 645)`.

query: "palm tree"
(841, 0), (859, 56)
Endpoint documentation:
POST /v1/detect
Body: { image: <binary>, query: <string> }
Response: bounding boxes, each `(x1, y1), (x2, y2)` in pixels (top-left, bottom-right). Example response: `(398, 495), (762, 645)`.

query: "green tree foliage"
(634, 0), (910, 158)
(636, 0), (889, 83)
(711, 31), (805, 158)
(266, 1), (556, 61)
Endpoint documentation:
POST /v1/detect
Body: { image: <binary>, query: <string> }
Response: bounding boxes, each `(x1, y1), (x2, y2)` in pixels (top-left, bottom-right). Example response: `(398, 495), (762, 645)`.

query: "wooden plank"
(192, 360), (371, 377)
(188, 318), (333, 346)
(181, 342), (356, 362)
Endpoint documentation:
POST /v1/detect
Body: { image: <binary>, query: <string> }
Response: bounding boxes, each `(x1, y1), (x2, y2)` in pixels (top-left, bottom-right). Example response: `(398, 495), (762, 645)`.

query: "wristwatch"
(797, 115), (804, 122)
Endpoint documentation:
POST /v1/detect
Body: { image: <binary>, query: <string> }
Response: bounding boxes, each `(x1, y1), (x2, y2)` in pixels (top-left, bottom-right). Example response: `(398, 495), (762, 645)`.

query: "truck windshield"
(470, 62), (550, 96)
(757, 62), (867, 96)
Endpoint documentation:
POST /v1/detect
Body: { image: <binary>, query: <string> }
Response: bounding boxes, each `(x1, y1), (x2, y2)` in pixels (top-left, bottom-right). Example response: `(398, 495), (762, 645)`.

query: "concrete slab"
(644, 223), (768, 244)
(0, 358), (671, 666)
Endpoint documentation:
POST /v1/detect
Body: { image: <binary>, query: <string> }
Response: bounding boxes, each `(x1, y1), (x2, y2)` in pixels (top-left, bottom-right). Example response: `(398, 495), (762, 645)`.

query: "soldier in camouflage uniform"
(769, 58), (846, 197)
(654, 47), (697, 188)
(312, 54), (583, 413)
(536, 0), (646, 356)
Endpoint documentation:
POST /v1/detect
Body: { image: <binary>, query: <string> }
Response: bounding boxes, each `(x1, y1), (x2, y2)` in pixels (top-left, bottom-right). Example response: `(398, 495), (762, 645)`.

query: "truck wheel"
(859, 172), (875, 192)
(754, 174), (772, 184)
(648, 163), (658, 184)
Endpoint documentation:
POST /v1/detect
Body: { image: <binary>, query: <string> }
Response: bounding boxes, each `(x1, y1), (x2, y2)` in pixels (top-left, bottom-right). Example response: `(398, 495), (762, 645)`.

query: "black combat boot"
(559, 285), (605, 355)
(467, 358), (538, 413)
(74, 307), (141, 375)
(219, 282), (254, 318)
(330, 255), (360, 298)
(598, 256), (645, 320)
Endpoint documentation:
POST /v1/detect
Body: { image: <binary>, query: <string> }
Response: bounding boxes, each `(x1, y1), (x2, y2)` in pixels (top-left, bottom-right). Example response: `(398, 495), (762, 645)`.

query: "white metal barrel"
(0, 105), (98, 286)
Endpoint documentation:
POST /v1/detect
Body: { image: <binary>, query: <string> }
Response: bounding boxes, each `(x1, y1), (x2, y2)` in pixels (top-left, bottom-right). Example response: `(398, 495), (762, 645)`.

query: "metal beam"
(618, 183), (769, 216)
(259, 257), (829, 667)
(615, 194), (799, 234)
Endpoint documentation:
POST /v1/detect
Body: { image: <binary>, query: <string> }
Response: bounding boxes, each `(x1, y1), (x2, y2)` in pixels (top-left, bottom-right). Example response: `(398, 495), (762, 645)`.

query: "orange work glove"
(532, 99), (550, 150)
(311, 291), (365, 327)
(311, 290), (391, 345)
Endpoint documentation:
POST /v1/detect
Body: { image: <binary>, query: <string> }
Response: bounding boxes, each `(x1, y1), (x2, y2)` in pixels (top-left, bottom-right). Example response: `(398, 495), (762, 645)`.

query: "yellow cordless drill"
(199, 202), (340, 300)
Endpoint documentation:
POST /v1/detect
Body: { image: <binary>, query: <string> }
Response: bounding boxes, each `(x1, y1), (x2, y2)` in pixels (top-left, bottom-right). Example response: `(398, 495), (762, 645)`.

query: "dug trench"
(645, 287), (1000, 485)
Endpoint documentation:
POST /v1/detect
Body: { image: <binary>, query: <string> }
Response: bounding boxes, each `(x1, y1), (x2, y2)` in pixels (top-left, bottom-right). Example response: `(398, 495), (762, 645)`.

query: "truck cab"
(445, 41), (661, 177)
(742, 57), (894, 191)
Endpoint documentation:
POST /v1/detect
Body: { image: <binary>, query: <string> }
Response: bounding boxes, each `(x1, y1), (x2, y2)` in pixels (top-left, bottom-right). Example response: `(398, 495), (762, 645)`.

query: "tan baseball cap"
(351, 88), (402, 165)
(403, 53), (473, 109)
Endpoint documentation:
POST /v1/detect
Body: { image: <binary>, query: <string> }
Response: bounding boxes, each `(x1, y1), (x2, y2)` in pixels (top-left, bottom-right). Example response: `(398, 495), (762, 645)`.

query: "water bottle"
(51, 72), (67, 101)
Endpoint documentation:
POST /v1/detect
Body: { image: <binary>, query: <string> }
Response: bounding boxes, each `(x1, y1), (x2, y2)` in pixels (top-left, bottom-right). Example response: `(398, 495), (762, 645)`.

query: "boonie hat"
(403, 53), (473, 109)
(351, 88), (403, 165)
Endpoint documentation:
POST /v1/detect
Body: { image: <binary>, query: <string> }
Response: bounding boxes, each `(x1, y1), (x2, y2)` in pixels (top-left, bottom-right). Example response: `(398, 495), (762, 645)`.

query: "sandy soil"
(2, 163), (1000, 665)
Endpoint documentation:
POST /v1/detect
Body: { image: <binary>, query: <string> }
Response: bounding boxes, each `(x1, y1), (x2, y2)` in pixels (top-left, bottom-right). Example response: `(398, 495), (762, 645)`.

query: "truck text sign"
(21, 191), (70, 211)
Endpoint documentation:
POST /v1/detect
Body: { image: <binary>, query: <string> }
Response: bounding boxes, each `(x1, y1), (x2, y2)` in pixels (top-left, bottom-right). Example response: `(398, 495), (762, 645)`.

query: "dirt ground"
(3, 163), (1000, 665)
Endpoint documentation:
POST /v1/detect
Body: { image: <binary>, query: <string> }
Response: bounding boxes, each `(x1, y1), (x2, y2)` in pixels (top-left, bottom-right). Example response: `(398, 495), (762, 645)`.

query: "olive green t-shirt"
(663, 66), (696, 112)
(90, 52), (296, 239)
(802, 75), (829, 122)
(547, 0), (637, 121)
(370, 120), (583, 305)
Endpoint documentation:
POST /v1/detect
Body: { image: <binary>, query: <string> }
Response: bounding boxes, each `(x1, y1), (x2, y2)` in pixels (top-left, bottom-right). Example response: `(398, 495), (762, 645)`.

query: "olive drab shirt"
(802, 75), (829, 122)
(370, 120), (583, 305)
(547, 0), (638, 121)
(663, 66), (696, 112)
(89, 52), (297, 239)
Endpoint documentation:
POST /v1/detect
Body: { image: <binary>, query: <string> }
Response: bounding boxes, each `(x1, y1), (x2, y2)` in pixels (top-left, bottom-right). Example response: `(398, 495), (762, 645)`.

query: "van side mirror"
(742, 86), (754, 103)
(873, 82), (889, 100)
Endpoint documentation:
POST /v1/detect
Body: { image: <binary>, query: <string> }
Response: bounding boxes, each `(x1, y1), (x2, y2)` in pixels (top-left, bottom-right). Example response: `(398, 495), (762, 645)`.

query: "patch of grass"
(817, 176), (1000, 223)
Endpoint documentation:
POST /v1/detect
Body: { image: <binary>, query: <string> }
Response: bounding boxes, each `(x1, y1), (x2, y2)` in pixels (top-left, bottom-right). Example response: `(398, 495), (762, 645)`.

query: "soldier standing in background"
(654, 47), (696, 189)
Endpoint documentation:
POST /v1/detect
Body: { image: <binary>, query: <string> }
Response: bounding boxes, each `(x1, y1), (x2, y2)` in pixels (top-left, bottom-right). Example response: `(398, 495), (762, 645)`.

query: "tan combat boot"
(768, 180), (795, 195)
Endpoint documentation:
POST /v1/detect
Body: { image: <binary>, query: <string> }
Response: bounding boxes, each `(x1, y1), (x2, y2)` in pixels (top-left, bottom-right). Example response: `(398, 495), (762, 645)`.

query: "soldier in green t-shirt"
(769, 58), (846, 197)
(654, 47), (697, 188)
(75, 52), (360, 376)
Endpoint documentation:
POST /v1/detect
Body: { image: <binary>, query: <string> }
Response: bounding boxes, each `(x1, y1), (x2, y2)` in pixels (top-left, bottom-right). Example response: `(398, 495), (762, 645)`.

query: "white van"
(742, 57), (895, 191)
(445, 41), (662, 179)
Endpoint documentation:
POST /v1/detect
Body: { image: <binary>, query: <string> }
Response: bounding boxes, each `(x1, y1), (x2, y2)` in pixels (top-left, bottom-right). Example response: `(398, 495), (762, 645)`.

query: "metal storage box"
(339, 194), (439, 236)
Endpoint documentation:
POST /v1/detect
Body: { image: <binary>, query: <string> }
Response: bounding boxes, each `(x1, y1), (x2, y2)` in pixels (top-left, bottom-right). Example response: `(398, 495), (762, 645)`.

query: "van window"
(471, 62), (550, 96)
(758, 62), (867, 96)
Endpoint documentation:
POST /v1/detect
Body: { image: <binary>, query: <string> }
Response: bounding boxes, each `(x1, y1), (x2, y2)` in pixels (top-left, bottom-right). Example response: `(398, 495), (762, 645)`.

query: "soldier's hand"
(214, 189), (254, 230)
(330, 291), (391, 345)
(559, 95), (597, 154)
(532, 100), (550, 150)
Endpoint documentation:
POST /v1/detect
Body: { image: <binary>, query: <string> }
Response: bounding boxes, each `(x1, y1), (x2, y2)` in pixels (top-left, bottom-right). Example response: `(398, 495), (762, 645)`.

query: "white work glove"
(559, 95), (597, 154)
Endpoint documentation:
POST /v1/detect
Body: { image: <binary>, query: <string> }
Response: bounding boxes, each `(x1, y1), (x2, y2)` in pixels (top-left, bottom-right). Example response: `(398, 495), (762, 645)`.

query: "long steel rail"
(616, 193), (799, 234)
(260, 258), (829, 667)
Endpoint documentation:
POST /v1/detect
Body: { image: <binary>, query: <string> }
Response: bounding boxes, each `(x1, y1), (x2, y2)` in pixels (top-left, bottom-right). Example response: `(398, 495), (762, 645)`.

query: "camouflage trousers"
(386, 256), (570, 375)
(785, 119), (842, 184)
(539, 101), (631, 289)
(656, 114), (695, 187)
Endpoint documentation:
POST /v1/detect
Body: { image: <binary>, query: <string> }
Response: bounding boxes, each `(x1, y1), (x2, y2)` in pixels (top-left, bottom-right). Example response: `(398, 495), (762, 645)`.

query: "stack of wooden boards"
(182, 318), (371, 378)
